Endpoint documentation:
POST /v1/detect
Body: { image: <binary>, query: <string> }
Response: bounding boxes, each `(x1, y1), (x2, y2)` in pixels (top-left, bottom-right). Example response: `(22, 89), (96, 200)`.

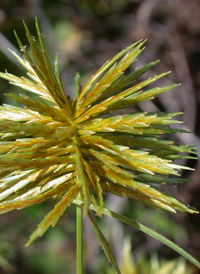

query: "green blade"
(88, 210), (121, 274)
(73, 200), (200, 270)
(96, 205), (200, 269)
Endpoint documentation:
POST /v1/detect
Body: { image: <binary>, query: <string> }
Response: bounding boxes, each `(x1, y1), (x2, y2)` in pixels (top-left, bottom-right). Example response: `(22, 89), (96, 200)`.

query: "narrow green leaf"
(88, 210), (121, 274)
(73, 200), (200, 270)
(100, 207), (200, 270)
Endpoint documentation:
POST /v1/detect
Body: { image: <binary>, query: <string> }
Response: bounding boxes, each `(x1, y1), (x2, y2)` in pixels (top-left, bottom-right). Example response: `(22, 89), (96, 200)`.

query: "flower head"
(0, 19), (198, 244)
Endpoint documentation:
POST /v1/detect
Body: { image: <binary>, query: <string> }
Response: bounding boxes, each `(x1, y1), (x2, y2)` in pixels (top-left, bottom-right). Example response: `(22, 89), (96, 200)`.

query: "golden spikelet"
(0, 19), (198, 245)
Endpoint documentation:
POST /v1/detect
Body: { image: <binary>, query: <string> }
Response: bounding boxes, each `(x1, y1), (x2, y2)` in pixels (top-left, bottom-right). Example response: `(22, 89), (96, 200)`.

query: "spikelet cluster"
(0, 20), (197, 244)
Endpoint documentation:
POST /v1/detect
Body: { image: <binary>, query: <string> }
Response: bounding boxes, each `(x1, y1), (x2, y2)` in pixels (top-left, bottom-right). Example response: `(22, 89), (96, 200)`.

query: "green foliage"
(88, 210), (121, 274)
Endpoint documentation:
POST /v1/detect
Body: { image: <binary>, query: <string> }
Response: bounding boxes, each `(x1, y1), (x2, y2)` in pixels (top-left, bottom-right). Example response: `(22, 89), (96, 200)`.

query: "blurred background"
(0, 0), (200, 273)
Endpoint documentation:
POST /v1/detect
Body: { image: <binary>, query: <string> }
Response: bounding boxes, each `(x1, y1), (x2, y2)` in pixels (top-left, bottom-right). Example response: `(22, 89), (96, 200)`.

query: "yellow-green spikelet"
(0, 19), (198, 244)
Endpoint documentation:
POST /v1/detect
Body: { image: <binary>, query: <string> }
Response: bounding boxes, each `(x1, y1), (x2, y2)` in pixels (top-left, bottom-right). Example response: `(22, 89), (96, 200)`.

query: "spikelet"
(0, 19), (198, 244)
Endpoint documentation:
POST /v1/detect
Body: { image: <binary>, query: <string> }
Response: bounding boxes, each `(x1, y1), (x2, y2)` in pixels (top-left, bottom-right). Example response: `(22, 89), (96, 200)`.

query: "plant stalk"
(76, 194), (83, 274)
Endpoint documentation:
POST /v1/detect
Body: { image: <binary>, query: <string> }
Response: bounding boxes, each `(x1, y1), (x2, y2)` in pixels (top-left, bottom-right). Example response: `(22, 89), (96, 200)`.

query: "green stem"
(76, 195), (83, 274)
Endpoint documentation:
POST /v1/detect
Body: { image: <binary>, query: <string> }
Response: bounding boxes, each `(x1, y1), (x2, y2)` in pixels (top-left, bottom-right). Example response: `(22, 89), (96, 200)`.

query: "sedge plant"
(0, 19), (199, 273)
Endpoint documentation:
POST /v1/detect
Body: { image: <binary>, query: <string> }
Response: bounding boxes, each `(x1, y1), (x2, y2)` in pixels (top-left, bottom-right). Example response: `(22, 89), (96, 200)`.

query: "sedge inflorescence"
(0, 19), (197, 245)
